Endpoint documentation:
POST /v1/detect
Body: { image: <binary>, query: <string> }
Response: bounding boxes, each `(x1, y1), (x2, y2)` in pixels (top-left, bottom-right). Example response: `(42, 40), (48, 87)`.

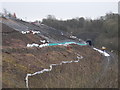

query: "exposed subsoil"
(1, 17), (118, 88)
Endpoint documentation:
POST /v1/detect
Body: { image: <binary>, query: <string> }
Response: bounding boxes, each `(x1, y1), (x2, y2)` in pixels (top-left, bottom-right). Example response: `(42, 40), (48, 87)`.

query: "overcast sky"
(1, 1), (118, 21)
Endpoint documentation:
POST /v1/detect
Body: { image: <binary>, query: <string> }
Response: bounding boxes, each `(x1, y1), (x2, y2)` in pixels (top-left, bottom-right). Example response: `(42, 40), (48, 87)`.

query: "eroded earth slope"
(1, 17), (118, 88)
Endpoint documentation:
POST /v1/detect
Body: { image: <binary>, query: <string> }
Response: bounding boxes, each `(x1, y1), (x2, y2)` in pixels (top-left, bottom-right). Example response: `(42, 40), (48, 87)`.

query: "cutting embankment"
(1, 19), (118, 88)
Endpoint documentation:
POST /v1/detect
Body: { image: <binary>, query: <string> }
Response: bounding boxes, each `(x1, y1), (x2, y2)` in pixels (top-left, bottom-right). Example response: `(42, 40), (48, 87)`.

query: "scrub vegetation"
(42, 13), (119, 51)
(1, 13), (118, 88)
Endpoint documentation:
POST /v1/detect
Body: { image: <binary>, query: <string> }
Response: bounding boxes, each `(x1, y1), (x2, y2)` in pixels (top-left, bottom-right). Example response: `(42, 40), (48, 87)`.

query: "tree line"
(42, 13), (119, 51)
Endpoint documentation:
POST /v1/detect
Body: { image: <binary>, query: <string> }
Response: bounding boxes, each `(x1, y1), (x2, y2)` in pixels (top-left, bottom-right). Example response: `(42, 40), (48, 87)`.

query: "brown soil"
(1, 18), (118, 88)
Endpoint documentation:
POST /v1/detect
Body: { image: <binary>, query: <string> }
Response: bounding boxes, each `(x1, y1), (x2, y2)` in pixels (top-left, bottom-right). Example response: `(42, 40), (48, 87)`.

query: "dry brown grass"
(2, 45), (118, 88)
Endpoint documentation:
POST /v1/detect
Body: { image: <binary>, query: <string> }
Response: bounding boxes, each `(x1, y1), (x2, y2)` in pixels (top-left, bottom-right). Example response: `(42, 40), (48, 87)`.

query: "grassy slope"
(2, 45), (118, 88)
(2, 19), (118, 88)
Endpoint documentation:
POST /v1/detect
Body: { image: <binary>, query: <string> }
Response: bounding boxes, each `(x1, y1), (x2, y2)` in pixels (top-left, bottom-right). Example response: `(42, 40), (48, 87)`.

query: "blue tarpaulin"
(48, 42), (87, 46)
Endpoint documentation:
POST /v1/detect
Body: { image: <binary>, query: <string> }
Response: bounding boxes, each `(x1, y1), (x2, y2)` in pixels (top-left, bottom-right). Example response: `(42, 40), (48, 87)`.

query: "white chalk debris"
(27, 43), (49, 48)
(25, 54), (83, 88)
(93, 48), (110, 57)
(39, 43), (48, 48)
(21, 30), (40, 34)
(32, 31), (40, 34)
(70, 35), (77, 39)
(61, 32), (64, 35)
(27, 43), (39, 47)
(40, 40), (46, 43)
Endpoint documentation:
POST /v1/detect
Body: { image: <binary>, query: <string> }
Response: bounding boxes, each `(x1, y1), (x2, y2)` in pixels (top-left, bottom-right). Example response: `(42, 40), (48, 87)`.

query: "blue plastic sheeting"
(48, 42), (87, 46)
(76, 43), (87, 46)
(48, 43), (58, 46)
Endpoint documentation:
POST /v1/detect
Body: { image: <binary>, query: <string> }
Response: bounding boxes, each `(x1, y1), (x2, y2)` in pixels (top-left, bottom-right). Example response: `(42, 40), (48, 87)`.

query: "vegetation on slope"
(42, 13), (119, 51)
(2, 45), (118, 88)
(1, 13), (118, 88)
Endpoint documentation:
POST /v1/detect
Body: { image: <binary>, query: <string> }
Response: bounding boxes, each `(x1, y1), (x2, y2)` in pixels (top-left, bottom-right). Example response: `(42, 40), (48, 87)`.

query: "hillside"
(1, 17), (118, 88)
(42, 13), (119, 51)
